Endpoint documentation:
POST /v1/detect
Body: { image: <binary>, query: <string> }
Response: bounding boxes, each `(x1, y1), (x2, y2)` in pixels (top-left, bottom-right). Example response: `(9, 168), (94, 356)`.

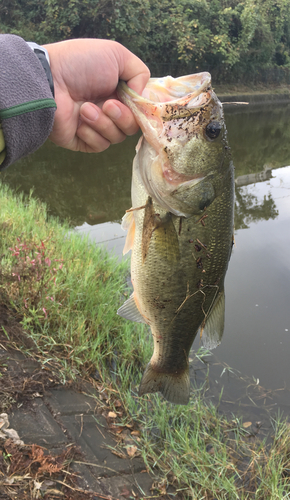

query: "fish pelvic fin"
(139, 363), (190, 405)
(200, 290), (225, 350)
(117, 293), (146, 324)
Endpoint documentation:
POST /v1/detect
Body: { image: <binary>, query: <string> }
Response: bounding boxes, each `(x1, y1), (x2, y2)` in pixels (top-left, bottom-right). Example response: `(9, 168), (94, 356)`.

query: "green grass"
(0, 183), (151, 382)
(0, 181), (290, 499)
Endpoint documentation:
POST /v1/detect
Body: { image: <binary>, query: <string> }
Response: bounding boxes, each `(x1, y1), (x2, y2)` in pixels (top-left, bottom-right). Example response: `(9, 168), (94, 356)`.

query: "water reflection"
(235, 188), (278, 229)
(75, 221), (127, 258)
(225, 102), (290, 176)
(2, 102), (290, 228)
(203, 165), (290, 391)
(1, 135), (137, 226)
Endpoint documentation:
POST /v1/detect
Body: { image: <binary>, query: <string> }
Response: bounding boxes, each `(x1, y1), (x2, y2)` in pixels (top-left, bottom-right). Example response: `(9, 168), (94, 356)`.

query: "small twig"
(126, 205), (146, 212)
(222, 101), (249, 105)
(74, 460), (118, 473)
(53, 478), (89, 493)
(196, 238), (208, 251)
(78, 414), (84, 438)
(95, 422), (106, 439)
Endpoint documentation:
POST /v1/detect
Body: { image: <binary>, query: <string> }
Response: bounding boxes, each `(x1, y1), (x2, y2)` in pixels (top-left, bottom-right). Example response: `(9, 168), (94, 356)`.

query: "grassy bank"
(214, 82), (290, 96)
(0, 182), (290, 499)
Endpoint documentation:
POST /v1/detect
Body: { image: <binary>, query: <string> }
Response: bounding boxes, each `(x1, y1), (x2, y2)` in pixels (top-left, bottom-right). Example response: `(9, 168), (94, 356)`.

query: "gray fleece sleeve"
(0, 34), (57, 170)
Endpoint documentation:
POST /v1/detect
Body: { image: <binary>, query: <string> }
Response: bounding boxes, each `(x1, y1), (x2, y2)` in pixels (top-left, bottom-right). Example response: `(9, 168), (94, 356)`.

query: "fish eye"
(205, 121), (221, 139)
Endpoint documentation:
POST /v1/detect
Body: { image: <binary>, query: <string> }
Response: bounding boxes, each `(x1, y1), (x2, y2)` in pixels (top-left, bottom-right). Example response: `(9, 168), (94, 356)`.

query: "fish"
(117, 73), (234, 405)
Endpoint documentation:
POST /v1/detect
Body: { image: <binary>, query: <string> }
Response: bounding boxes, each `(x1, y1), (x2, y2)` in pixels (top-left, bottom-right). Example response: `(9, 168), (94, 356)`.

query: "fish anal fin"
(139, 363), (190, 405)
(117, 293), (146, 324)
(200, 290), (225, 350)
(122, 211), (136, 255)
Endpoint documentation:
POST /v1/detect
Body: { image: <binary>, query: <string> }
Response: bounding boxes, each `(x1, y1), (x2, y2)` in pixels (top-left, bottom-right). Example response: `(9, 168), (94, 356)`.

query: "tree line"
(1, 0), (290, 83)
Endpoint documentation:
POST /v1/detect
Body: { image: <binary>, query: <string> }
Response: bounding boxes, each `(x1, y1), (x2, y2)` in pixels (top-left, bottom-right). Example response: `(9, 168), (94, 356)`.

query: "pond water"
(2, 101), (290, 424)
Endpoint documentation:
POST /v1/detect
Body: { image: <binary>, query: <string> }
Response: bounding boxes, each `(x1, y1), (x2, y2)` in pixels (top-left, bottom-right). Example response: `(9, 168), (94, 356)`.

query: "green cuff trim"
(0, 98), (57, 120)
(0, 125), (6, 166)
(0, 150), (6, 166)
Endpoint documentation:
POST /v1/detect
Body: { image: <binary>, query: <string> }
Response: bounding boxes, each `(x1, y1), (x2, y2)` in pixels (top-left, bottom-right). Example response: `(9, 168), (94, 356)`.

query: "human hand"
(43, 39), (150, 152)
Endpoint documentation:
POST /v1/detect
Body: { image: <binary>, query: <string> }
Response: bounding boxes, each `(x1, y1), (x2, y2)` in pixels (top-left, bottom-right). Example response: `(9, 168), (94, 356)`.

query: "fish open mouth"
(118, 72), (212, 111)
(141, 73), (212, 103)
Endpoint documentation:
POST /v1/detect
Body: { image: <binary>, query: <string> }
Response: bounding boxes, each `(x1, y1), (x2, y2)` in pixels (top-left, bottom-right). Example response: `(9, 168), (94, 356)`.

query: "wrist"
(26, 42), (55, 97)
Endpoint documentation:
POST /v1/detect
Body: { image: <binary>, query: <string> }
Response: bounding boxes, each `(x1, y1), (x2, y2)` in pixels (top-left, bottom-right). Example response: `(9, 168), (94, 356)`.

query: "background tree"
(1, 0), (290, 83)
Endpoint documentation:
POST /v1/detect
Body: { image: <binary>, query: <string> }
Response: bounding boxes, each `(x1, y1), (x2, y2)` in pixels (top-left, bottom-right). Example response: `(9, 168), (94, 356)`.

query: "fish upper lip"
(117, 74), (212, 107)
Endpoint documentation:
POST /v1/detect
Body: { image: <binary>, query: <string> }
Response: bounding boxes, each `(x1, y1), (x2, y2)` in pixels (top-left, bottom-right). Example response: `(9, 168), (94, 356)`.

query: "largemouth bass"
(117, 73), (234, 405)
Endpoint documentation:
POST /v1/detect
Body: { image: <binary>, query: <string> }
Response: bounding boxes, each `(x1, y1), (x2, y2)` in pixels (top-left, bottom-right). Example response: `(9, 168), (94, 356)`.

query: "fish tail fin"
(139, 363), (190, 405)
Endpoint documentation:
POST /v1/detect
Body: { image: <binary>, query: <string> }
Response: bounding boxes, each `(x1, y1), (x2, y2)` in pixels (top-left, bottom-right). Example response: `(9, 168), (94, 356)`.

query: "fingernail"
(81, 103), (99, 121)
(107, 103), (122, 120)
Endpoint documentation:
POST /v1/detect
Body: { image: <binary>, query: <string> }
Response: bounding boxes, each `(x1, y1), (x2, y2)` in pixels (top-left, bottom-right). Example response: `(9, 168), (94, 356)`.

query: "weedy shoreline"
(0, 181), (289, 499)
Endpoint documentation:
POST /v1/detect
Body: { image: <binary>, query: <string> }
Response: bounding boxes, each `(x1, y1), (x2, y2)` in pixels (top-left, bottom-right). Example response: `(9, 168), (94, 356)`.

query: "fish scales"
(117, 73), (234, 405)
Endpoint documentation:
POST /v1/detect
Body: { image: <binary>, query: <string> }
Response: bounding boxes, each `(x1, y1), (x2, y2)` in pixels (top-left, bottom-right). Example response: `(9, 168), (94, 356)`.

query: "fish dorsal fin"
(117, 293), (146, 323)
(200, 290), (225, 350)
(121, 210), (136, 255)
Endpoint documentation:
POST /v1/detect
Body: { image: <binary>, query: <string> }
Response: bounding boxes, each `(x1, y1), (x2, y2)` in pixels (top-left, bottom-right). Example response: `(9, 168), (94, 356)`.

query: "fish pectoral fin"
(139, 363), (190, 405)
(122, 211), (136, 255)
(200, 290), (225, 350)
(117, 293), (146, 324)
(121, 210), (133, 231)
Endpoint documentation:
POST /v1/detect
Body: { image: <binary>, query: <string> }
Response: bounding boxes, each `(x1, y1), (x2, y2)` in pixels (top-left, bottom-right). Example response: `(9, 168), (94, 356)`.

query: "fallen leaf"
(151, 480), (167, 495)
(33, 480), (43, 490)
(44, 489), (65, 496)
(243, 422), (252, 428)
(39, 480), (56, 491)
(127, 445), (138, 458)
(120, 487), (131, 498)
(131, 430), (141, 436)
(111, 449), (127, 459)
(109, 426), (124, 434)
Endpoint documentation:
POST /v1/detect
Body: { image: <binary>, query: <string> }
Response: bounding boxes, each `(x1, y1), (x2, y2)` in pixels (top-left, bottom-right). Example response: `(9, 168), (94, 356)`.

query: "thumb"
(116, 45), (150, 95)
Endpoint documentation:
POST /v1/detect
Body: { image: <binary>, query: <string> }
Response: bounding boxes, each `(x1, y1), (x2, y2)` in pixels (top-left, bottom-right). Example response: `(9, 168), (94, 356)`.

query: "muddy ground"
(0, 305), (100, 499)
